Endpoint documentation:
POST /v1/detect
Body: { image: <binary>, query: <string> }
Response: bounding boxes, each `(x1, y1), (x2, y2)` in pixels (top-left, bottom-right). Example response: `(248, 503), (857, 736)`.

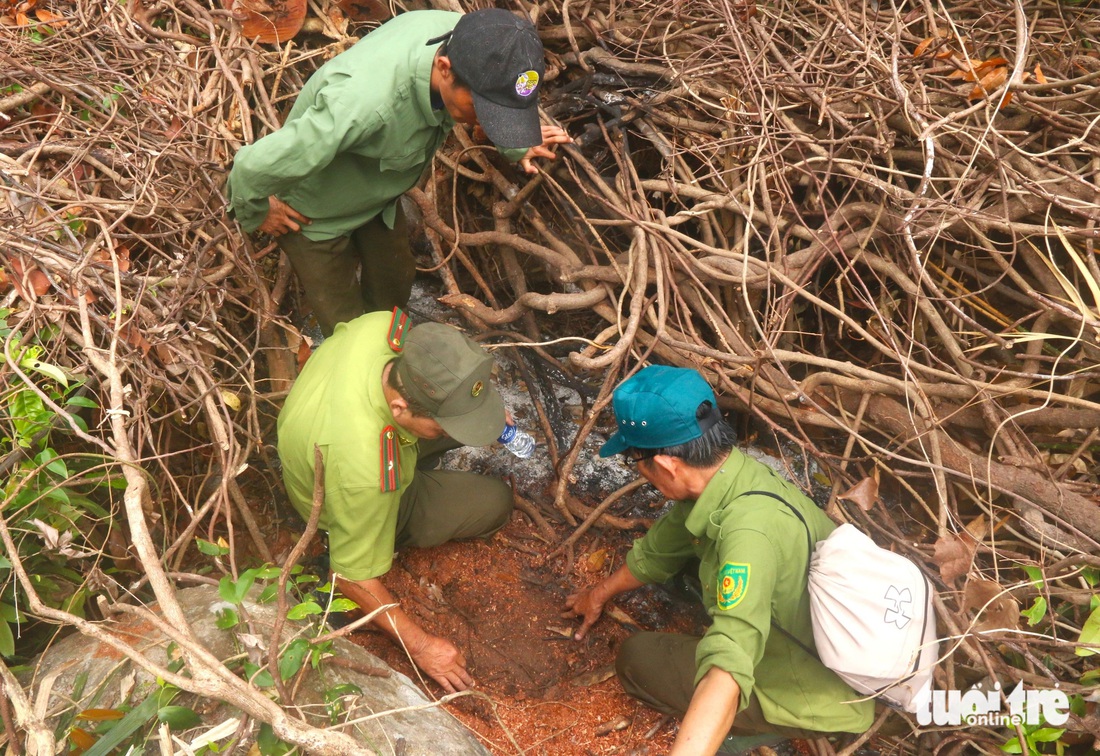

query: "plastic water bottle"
(498, 423), (535, 459)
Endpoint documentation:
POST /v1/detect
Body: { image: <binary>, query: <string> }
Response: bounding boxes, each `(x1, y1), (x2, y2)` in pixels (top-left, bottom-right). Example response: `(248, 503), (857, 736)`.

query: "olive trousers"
(277, 205), (416, 337)
(616, 632), (820, 739)
(394, 436), (513, 550)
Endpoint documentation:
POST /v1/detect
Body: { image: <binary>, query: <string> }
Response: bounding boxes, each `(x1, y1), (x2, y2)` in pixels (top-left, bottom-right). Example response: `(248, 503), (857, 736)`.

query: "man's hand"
(518, 124), (573, 174)
(562, 584), (609, 641)
(408, 633), (474, 693)
(563, 564), (645, 640)
(258, 195), (311, 236)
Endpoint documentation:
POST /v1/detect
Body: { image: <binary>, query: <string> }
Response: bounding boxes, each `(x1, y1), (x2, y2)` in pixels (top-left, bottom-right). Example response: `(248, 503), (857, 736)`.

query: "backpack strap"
(737, 490), (812, 561)
(735, 490), (818, 661)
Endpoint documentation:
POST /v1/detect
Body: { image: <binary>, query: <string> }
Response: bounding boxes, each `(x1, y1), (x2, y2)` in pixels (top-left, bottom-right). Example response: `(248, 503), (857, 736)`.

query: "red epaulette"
(387, 306), (408, 352)
(379, 425), (401, 492)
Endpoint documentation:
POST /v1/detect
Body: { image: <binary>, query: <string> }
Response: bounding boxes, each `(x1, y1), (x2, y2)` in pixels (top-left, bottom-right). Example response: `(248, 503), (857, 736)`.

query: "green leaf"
(256, 723), (293, 756)
(21, 356), (69, 387)
(1075, 604), (1100, 656)
(218, 568), (259, 605)
(323, 683), (362, 702)
(278, 638), (310, 681)
(1022, 566), (1044, 588)
(328, 598), (358, 613)
(242, 662), (274, 689)
(255, 566), (282, 580)
(0, 555), (11, 569)
(1030, 728), (1065, 743)
(1022, 596), (1047, 626)
(258, 584), (278, 604)
(82, 695), (159, 756)
(157, 706), (202, 730)
(65, 395), (99, 409)
(1082, 568), (1098, 588)
(195, 538), (229, 556)
(214, 608), (239, 630)
(286, 601), (322, 621)
(0, 620), (14, 657)
(1000, 737), (1023, 754)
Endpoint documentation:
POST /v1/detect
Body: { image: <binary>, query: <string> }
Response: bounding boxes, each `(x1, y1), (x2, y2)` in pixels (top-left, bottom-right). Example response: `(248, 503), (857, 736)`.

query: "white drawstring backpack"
(742, 491), (939, 712)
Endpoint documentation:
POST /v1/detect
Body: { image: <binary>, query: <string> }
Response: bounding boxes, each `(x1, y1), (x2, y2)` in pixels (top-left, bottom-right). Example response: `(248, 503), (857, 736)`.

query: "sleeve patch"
(717, 562), (750, 610)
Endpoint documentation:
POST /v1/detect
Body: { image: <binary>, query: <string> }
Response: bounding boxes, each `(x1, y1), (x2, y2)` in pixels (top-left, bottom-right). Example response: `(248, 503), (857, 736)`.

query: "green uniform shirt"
(226, 10), (526, 240)
(277, 311), (418, 580)
(625, 449), (875, 733)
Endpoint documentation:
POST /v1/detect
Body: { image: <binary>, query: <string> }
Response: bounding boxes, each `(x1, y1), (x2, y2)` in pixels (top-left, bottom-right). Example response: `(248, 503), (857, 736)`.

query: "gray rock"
(18, 584), (488, 756)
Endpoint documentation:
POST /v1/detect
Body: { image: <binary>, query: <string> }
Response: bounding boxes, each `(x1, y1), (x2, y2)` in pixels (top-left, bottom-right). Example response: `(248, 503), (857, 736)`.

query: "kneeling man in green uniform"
(278, 308), (513, 693)
(564, 366), (873, 754)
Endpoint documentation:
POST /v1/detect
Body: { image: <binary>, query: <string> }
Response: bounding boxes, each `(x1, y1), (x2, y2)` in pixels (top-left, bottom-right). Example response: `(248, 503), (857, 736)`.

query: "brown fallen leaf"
(10, 257), (50, 299)
(963, 578), (1019, 633)
(838, 475), (878, 511)
(932, 530), (977, 585)
(586, 548), (608, 572)
(969, 66), (1008, 100)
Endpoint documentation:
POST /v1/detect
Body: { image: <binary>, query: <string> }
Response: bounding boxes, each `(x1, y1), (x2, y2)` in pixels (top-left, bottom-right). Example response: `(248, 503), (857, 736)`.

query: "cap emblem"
(471, 380), (484, 397)
(515, 70), (539, 97)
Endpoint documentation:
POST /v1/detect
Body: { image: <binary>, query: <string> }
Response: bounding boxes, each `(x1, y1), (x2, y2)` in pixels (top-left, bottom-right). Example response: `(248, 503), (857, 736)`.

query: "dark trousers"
(277, 205), (416, 337)
(615, 632), (820, 739)
(394, 436), (513, 549)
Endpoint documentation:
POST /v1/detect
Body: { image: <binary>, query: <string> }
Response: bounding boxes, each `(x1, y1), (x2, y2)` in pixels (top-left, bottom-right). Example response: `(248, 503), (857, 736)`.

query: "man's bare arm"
(335, 575), (473, 693)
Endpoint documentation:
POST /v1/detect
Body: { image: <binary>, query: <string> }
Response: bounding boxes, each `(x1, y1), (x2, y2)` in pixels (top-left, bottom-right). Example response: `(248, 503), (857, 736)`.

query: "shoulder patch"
(717, 562), (750, 610)
(387, 307), (409, 352)
(379, 425), (401, 492)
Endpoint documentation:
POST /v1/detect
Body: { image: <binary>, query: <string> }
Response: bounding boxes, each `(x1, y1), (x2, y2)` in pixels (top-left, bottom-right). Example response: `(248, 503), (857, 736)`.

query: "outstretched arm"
(335, 575), (473, 693)
(562, 563), (645, 640)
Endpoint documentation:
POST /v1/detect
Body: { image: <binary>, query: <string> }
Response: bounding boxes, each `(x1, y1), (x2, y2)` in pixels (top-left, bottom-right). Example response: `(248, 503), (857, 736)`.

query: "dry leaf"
(1034, 64), (1047, 84)
(838, 476), (878, 511)
(932, 531), (977, 585)
(585, 548), (608, 572)
(913, 37), (936, 58)
(337, 0), (391, 22)
(34, 7), (65, 26)
(963, 578), (1020, 633)
(296, 338), (311, 372)
(10, 257), (50, 299)
(166, 116), (184, 140)
(969, 66), (1008, 100)
(226, 0), (305, 43)
(120, 323), (152, 357)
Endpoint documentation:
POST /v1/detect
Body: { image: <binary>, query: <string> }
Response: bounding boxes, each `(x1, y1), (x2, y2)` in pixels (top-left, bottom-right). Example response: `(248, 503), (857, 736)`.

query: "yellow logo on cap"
(515, 70), (539, 97)
(471, 380), (484, 397)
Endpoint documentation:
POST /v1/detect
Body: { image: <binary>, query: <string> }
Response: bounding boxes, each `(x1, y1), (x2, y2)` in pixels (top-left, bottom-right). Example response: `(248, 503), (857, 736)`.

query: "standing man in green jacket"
(563, 366), (873, 755)
(227, 8), (570, 335)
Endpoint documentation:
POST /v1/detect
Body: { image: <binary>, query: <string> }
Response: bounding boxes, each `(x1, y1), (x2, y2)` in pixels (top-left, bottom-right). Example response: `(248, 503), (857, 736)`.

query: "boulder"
(18, 584), (488, 755)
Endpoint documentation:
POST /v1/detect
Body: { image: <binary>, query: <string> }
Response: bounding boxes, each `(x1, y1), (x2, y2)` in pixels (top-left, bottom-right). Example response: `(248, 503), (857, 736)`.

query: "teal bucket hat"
(599, 366), (719, 458)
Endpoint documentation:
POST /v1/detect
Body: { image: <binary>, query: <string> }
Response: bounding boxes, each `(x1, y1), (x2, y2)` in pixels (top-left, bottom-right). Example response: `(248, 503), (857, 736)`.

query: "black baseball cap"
(427, 9), (544, 150)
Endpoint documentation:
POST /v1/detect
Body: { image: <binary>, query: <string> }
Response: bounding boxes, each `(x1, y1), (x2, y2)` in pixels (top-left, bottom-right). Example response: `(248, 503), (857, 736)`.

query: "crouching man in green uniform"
(227, 8), (571, 336)
(563, 367), (873, 754)
(278, 308), (513, 693)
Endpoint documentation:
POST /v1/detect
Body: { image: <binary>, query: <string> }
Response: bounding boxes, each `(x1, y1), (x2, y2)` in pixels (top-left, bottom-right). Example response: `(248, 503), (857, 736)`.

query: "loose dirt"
(347, 513), (705, 755)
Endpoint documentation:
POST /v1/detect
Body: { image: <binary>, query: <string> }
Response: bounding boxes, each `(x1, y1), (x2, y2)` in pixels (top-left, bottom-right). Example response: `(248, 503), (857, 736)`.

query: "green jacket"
(226, 10), (526, 240)
(277, 311), (419, 580)
(626, 449), (875, 733)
